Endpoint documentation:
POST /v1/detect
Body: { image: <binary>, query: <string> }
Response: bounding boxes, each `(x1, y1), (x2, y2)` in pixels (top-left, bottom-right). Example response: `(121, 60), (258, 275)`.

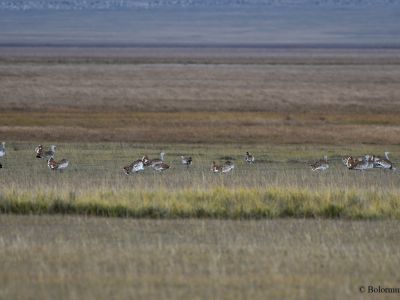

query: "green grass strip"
(0, 188), (399, 219)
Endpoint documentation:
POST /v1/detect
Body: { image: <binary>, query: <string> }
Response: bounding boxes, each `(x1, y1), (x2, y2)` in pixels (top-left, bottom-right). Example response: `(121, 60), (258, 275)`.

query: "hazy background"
(0, 0), (399, 46)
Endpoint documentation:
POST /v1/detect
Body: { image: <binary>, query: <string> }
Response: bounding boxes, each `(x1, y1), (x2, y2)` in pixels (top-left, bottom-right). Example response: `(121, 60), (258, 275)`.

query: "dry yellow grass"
(0, 216), (399, 300)
(1, 61), (400, 114)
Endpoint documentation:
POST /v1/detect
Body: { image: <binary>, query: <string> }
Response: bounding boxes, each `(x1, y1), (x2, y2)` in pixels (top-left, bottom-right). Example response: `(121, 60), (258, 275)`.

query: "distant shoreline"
(1, 43), (400, 50)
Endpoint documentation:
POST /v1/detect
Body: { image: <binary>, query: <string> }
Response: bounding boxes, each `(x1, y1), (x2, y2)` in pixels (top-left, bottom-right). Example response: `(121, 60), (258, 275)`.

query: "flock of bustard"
(0, 142), (396, 173)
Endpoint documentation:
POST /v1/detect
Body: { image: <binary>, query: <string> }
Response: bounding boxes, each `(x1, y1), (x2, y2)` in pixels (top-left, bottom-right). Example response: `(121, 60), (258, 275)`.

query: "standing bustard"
(0, 142), (5, 168)
(181, 155), (192, 167)
(35, 145), (43, 158)
(37, 145), (56, 160)
(143, 152), (165, 167)
(245, 152), (255, 164)
(0, 142), (6, 158)
(142, 152), (170, 172)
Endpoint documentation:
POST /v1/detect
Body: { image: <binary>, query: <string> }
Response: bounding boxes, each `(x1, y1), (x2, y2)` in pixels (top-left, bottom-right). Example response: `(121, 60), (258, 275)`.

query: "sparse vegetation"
(1, 142), (399, 219)
(1, 58), (400, 143)
(1, 51), (400, 299)
(1, 215), (399, 300)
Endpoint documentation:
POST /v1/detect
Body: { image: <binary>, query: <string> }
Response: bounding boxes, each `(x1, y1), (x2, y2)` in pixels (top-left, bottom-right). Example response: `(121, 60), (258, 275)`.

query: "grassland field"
(1, 53), (400, 218)
(1, 53), (400, 144)
(1, 50), (400, 299)
(1, 216), (399, 300)
(1, 142), (399, 219)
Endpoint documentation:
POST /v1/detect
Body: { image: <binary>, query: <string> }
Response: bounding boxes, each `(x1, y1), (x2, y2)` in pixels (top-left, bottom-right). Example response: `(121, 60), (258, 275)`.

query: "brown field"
(1, 215), (399, 300)
(2, 111), (400, 144)
(1, 51), (400, 144)
(1, 49), (400, 299)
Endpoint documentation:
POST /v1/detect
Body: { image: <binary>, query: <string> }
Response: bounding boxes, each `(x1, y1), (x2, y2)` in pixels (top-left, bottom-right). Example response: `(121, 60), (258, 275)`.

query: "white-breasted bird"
(310, 155), (329, 171)
(143, 151), (165, 167)
(344, 155), (373, 171)
(123, 159), (145, 175)
(39, 145), (56, 160)
(152, 162), (170, 172)
(222, 161), (235, 173)
(48, 157), (69, 171)
(35, 144), (43, 158)
(342, 155), (359, 167)
(181, 155), (192, 167)
(212, 161), (234, 173)
(373, 152), (395, 170)
(245, 152), (255, 164)
(211, 161), (222, 173)
(0, 142), (6, 158)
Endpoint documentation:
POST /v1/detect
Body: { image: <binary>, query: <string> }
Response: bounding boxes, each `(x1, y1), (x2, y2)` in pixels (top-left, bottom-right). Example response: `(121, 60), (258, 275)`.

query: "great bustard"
(342, 155), (364, 168)
(35, 144), (43, 158)
(123, 158), (145, 175)
(343, 155), (373, 171)
(222, 161), (235, 173)
(211, 161), (222, 173)
(143, 151), (165, 167)
(310, 155), (329, 171)
(38, 145), (56, 160)
(245, 152), (255, 164)
(141, 155), (152, 167)
(0, 142), (6, 158)
(373, 152), (395, 170)
(152, 162), (170, 172)
(48, 157), (69, 172)
(181, 155), (192, 167)
(212, 161), (234, 173)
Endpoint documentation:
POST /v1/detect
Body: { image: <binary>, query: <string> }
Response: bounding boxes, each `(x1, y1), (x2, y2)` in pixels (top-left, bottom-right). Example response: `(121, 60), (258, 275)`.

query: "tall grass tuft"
(1, 188), (400, 219)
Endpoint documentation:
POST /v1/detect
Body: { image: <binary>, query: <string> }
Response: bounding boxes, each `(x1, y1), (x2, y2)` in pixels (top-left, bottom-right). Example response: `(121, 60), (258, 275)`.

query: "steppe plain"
(1, 46), (400, 299)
